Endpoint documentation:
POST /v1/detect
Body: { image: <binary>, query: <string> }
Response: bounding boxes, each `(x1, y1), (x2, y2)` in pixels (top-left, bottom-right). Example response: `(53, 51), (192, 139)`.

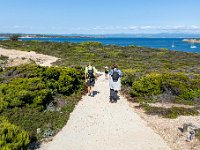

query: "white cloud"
(1, 25), (200, 34)
(65, 25), (200, 34)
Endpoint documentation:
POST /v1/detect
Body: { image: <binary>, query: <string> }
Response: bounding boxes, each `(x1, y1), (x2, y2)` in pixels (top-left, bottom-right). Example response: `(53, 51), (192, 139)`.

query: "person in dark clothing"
(109, 64), (122, 103)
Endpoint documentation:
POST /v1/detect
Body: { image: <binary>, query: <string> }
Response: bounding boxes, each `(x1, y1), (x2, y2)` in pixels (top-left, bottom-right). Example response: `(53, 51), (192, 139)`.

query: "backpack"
(88, 67), (95, 79)
(112, 70), (120, 82)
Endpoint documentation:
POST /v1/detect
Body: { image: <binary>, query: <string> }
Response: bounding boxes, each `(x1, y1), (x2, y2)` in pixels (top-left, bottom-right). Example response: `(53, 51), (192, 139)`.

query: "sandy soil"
(130, 103), (200, 150)
(39, 75), (170, 150)
(0, 48), (59, 66)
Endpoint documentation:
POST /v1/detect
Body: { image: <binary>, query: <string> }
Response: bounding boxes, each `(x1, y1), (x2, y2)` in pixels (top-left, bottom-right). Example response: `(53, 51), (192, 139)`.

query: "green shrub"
(0, 78), (52, 111)
(0, 55), (8, 61)
(0, 64), (84, 146)
(2, 93), (83, 142)
(0, 64), (84, 112)
(80, 42), (102, 47)
(0, 117), (30, 150)
(179, 89), (200, 104)
(45, 67), (60, 80)
(0, 98), (8, 112)
(132, 73), (163, 97)
(131, 72), (200, 105)
(121, 69), (142, 86)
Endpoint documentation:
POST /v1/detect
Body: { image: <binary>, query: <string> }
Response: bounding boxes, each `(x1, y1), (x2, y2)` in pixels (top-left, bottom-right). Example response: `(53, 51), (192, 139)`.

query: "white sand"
(0, 48), (58, 66)
(39, 75), (170, 150)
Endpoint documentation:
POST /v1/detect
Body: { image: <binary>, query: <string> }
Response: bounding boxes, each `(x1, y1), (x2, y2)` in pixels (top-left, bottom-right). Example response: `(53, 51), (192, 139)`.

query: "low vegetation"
(0, 40), (200, 146)
(0, 117), (30, 150)
(0, 64), (84, 148)
(0, 55), (8, 70)
(138, 103), (199, 119)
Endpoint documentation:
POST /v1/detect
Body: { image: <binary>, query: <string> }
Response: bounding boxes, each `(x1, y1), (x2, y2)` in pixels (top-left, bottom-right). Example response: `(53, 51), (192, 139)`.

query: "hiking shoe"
(90, 92), (94, 97)
(88, 93), (91, 96)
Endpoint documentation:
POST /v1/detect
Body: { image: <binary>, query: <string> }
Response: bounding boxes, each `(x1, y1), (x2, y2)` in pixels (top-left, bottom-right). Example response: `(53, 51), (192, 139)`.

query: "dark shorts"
(87, 78), (95, 86)
(105, 70), (109, 74)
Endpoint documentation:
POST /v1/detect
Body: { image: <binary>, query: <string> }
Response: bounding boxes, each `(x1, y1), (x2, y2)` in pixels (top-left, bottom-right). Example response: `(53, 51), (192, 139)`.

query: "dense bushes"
(131, 72), (200, 105)
(132, 73), (163, 97)
(121, 69), (143, 86)
(121, 69), (200, 118)
(0, 64), (83, 112)
(0, 64), (84, 147)
(0, 117), (30, 150)
(0, 78), (52, 111)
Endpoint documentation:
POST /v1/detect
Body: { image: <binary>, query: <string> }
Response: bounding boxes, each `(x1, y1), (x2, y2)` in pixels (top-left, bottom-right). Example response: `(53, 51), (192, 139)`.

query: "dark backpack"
(112, 70), (120, 82)
(88, 67), (95, 79)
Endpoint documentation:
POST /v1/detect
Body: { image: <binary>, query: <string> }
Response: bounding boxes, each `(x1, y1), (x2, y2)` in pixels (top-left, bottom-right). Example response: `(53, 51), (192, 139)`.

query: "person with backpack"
(109, 64), (122, 103)
(85, 63), (97, 97)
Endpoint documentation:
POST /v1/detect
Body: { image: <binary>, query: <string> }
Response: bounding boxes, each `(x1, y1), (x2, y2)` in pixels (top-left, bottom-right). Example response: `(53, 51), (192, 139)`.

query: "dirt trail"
(0, 48), (58, 66)
(39, 75), (170, 150)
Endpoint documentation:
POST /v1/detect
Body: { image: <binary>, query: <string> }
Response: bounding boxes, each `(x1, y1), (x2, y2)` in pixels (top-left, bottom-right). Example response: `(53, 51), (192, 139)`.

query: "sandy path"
(0, 48), (58, 66)
(39, 75), (170, 150)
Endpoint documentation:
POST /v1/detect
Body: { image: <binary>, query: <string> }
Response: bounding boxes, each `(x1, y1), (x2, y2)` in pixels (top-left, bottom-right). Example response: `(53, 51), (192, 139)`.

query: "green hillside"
(0, 40), (200, 148)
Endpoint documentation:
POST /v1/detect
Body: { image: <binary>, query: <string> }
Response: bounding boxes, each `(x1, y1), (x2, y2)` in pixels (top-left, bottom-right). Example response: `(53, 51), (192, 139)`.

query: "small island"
(183, 38), (200, 43)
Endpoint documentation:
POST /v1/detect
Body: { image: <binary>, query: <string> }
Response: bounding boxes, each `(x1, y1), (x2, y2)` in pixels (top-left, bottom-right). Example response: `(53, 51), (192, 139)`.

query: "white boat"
(171, 41), (175, 48)
(190, 39), (197, 49)
(191, 45), (197, 49)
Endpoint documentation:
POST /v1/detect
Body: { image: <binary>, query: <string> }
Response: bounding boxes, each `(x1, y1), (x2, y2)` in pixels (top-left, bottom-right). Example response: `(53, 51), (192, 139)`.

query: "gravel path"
(39, 75), (170, 150)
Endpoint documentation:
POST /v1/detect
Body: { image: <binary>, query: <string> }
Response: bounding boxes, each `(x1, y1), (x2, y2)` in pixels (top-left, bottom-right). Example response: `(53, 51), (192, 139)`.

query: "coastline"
(0, 38), (200, 53)
(183, 38), (200, 43)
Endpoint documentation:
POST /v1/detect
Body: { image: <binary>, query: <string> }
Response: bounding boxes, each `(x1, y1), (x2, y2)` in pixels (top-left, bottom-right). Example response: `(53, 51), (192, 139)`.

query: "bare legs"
(105, 73), (108, 79)
(88, 86), (93, 96)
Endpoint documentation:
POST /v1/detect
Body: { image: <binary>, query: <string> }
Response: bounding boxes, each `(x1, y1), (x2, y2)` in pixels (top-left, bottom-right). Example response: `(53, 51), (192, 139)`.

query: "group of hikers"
(85, 63), (122, 103)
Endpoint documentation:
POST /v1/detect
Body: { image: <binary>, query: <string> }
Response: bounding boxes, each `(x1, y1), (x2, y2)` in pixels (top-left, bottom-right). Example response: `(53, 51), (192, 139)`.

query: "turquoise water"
(0, 37), (200, 53)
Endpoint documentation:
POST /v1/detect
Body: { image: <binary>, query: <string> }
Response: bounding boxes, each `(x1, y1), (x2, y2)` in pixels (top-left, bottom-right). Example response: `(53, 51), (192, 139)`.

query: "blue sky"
(0, 0), (200, 34)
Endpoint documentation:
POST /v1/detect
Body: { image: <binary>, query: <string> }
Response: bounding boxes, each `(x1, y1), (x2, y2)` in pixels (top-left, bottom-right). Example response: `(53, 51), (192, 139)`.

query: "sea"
(0, 37), (200, 53)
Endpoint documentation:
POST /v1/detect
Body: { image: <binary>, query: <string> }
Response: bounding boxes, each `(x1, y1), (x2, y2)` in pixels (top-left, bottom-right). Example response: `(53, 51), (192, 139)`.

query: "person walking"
(109, 64), (122, 103)
(104, 66), (109, 79)
(85, 63), (97, 97)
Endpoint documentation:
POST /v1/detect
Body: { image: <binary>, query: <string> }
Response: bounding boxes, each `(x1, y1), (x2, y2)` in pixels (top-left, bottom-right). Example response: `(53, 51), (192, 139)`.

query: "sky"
(0, 0), (200, 34)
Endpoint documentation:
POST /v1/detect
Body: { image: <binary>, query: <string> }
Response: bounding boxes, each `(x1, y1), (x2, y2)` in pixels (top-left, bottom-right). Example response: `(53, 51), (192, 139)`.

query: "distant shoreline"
(1, 33), (200, 39)
(183, 38), (200, 43)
